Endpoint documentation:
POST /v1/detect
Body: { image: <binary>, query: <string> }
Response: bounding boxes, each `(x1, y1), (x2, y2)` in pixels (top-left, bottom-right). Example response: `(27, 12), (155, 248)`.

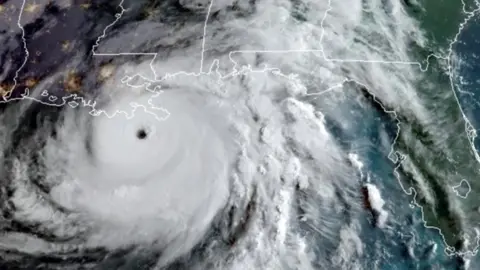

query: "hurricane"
(0, 0), (479, 269)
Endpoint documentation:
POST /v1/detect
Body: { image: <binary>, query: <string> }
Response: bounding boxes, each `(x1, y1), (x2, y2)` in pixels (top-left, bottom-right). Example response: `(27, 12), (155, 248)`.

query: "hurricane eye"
(136, 129), (148, 140)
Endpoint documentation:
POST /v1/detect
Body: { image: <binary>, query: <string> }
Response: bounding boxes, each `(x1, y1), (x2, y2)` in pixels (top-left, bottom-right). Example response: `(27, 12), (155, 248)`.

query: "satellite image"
(0, 0), (479, 269)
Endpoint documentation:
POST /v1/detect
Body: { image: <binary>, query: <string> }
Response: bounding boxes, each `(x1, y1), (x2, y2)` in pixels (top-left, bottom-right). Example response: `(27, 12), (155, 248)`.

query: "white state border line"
(315, 0), (480, 258)
(1, 0), (29, 102)
(222, 0), (480, 258)
(1, 0), (170, 121)
(385, 0), (480, 257)
(6, 0), (480, 258)
(97, 0), (480, 257)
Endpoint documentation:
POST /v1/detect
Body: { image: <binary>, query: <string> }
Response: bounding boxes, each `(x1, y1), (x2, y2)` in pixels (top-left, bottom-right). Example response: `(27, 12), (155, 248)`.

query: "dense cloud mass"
(2, 0), (475, 269)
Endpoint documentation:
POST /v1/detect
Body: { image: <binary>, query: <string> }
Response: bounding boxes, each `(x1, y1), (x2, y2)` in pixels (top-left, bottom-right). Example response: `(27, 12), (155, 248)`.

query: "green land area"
(396, 0), (480, 251)
(417, 0), (477, 51)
